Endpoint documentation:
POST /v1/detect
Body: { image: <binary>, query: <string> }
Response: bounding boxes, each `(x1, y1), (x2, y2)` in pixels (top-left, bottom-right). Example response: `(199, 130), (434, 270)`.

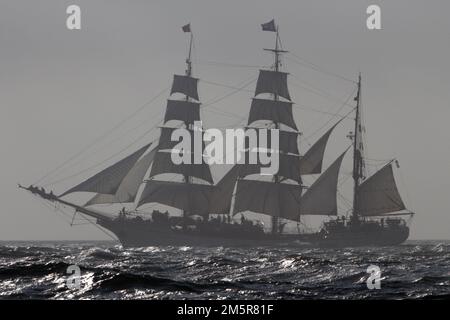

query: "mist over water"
(0, 241), (448, 299)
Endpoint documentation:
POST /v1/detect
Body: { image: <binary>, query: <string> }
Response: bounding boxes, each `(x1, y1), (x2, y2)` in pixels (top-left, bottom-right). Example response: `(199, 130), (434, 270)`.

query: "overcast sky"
(1, 0), (449, 240)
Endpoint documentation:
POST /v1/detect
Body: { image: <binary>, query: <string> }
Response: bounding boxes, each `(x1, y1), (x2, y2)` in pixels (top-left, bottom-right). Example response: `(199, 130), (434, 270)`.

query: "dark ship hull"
(98, 218), (409, 248)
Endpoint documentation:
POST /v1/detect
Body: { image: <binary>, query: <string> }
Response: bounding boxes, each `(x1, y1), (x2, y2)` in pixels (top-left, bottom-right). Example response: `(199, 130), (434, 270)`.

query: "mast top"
(182, 23), (193, 77)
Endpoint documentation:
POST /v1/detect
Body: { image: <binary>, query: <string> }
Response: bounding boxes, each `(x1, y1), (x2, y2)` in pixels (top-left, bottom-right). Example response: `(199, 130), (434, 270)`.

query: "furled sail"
(85, 147), (157, 206)
(137, 180), (214, 215)
(299, 149), (347, 216)
(209, 165), (241, 215)
(149, 151), (213, 184)
(248, 98), (297, 130)
(170, 74), (199, 101)
(299, 123), (337, 175)
(164, 100), (200, 125)
(255, 70), (291, 101)
(238, 152), (301, 182)
(60, 143), (151, 197)
(233, 179), (301, 221)
(356, 163), (406, 216)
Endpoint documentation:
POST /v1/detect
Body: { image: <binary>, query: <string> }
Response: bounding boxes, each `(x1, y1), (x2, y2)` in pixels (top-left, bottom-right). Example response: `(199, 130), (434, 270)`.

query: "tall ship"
(20, 21), (415, 247)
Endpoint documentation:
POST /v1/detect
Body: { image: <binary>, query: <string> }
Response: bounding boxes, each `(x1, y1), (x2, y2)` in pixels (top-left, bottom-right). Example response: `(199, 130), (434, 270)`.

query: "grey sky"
(1, 0), (449, 240)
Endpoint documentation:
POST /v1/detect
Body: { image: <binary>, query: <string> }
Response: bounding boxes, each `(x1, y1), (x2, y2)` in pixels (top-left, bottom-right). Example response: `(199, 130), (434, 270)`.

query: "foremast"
(265, 24), (288, 234)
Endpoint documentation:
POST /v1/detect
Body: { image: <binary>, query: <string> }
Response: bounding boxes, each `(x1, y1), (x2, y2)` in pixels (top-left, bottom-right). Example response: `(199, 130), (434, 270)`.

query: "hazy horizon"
(2, 0), (450, 240)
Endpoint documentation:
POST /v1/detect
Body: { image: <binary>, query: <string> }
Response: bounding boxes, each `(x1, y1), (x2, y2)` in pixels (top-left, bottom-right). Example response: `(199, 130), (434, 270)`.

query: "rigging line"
(34, 86), (170, 186)
(202, 106), (246, 120)
(293, 103), (354, 119)
(201, 79), (254, 93)
(196, 60), (264, 69)
(45, 127), (159, 187)
(286, 52), (356, 84)
(289, 76), (355, 109)
(303, 89), (357, 141)
(44, 111), (172, 188)
(46, 112), (166, 185)
(202, 77), (256, 106)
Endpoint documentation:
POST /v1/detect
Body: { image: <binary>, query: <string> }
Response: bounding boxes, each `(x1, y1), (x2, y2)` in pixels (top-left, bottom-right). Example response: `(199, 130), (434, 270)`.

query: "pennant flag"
(182, 23), (191, 33)
(261, 19), (276, 32)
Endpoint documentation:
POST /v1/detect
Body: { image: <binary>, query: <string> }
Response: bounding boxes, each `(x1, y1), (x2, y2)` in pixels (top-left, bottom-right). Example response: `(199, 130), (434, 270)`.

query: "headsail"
(60, 143), (152, 197)
(356, 163), (406, 216)
(85, 146), (157, 206)
(299, 149), (348, 216)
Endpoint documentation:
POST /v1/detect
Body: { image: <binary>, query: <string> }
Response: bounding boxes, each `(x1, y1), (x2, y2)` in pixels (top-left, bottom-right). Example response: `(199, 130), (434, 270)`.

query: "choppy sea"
(0, 240), (448, 299)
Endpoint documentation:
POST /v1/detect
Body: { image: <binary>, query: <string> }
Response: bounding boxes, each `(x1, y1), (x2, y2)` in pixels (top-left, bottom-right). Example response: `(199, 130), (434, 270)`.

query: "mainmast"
(264, 21), (287, 234)
(352, 73), (364, 221)
(264, 24), (288, 234)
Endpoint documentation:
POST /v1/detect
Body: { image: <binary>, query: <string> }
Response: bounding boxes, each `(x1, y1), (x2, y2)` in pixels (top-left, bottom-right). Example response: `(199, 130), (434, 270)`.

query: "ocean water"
(0, 240), (448, 300)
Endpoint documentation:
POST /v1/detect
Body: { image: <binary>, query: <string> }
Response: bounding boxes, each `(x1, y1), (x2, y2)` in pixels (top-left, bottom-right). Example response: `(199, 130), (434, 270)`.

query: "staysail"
(299, 123), (337, 175)
(355, 163), (406, 216)
(209, 165), (241, 215)
(299, 149), (348, 216)
(60, 143), (152, 197)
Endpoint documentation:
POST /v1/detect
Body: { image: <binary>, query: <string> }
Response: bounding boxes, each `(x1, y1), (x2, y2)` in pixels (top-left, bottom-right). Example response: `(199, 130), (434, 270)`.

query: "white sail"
(137, 180), (214, 215)
(85, 147), (157, 206)
(356, 163), (406, 216)
(149, 151), (213, 184)
(255, 70), (291, 101)
(60, 143), (151, 197)
(299, 149), (347, 216)
(233, 179), (301, 221)
(299, 124), (337, 175)
(248, 98), (297, 130)
(170, 74), (199, 101)
(164, 100), (200, 125)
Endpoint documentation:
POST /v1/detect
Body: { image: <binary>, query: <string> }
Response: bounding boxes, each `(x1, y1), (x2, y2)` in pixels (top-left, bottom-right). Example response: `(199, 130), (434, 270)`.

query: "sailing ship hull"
(99, 219), (314, 247)
(98, 219), (409, 248)
(312, 225), (410, 248)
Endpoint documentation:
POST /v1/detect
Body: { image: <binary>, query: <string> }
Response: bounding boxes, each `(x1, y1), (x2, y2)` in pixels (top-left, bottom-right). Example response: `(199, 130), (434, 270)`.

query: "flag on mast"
(261, 19), (276, 32)
(182, 23), (191, 33)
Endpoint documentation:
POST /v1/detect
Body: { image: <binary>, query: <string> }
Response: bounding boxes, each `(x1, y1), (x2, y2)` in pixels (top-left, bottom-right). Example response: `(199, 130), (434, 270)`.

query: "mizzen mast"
(351, 73), (365, 222)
